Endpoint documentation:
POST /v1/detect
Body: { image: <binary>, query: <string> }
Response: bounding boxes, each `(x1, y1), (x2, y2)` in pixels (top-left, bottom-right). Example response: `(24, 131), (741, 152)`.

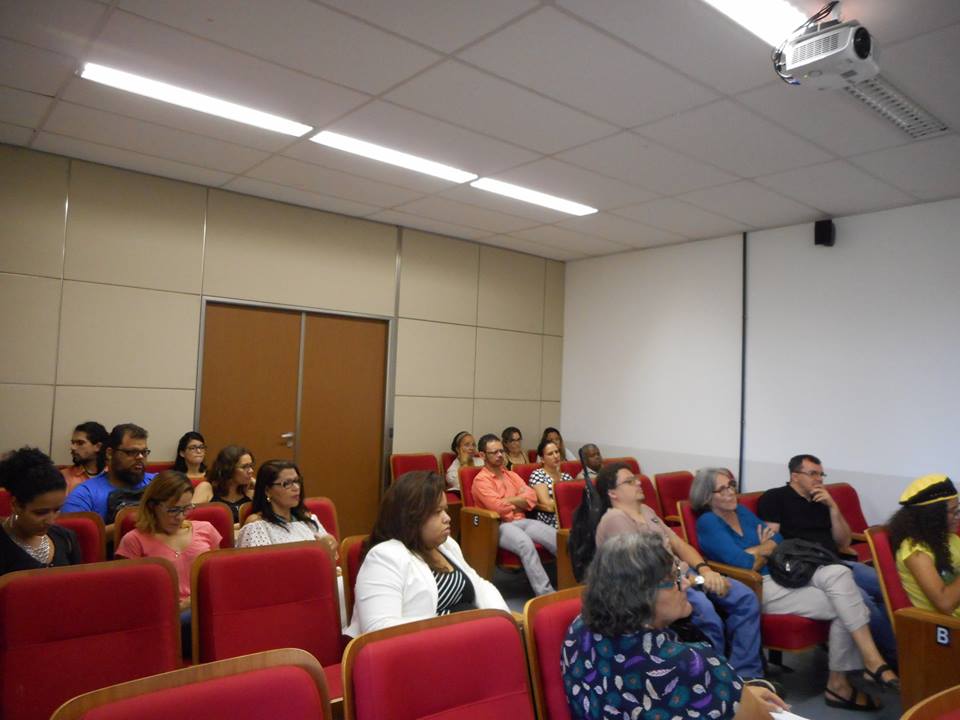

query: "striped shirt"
(432, 564), (473, 615)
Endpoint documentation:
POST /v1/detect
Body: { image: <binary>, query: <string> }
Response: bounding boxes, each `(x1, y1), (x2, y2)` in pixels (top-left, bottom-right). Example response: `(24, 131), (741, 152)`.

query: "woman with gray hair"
(562, 533), (787, 719)
(692, 468), (897, 712)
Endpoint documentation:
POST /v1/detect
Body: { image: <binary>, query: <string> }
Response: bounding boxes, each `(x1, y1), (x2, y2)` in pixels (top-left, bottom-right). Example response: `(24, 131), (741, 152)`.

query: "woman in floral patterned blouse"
(562, 533), (787, 720)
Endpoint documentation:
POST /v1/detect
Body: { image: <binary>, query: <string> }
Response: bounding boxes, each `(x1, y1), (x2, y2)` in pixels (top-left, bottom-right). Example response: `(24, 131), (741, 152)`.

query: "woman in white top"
(345, 470), (508, 637)
(445, 430), (483, 492)
(236, 460), (337, 561)
(528, 439), (574, 528)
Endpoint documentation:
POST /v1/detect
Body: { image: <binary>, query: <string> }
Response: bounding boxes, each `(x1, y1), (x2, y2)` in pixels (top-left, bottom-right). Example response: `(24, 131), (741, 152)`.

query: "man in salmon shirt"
(472, 433), (556, 595)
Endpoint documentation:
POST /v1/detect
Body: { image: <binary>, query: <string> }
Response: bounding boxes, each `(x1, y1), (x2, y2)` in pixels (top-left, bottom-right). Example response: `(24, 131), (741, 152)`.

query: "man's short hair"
(477, 433), (500, 453)
(788, 454), (822, 473)
(108, 423), (148, 450)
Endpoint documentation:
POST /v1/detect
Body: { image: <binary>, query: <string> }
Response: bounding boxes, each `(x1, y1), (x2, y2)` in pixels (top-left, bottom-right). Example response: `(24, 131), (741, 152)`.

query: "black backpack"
(766, 538), (843, 588)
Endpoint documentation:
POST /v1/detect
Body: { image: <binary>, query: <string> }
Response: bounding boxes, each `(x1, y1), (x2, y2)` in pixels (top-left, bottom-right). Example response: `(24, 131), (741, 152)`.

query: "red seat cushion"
(531, 597), (582, 720)
(304, 497), (339, 540)
(187, 503), (234, 548)
(655, 471), (693, 520)
(496, 544), (554, 567)
(761, 614), (830, 650)
(55, 514), (105, 563)
(391, 453), (440, 482)
(868, 528), (911, 613)
(555, 481), (585, 529)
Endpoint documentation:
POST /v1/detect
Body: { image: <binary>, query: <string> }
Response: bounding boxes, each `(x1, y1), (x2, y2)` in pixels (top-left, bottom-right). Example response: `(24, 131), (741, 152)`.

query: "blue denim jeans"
(687, 577), (764, 679)
(845, 561), (897, 666)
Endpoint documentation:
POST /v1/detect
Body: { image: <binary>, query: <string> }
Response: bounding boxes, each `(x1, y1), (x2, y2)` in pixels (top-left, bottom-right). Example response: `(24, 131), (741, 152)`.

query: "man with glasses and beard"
(63, 423), (156, 527)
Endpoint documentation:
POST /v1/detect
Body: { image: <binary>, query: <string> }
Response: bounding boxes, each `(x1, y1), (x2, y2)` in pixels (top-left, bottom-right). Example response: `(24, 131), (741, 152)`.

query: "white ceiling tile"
(0, 87), (52, 128)
(0, 122), (35, 146)
(246, 155), (424, 208)
(224, 177), (382, 217)
(44, 102), (268, 174)
(33, 131), (236, 187)
(460, 7), (715, 127)
(755, 160), (917, 217)
(511, 225), (630, 256)
(0, 0), (107, 58)
(390, 196), (540, 234)
(613, 198), (750, 238)
(637, 100), (834, 177)
(369, 210), (492, 241)
(62, 79), (295, 152)
(319, 0), (539, 54)
(556, 0), (776, 95)
(118, 0), (440, 95)
(737, 81), (910, 157)
(880, 24), (960, 133)
(481, 234), (585, 261)
(557, 132), (736, 195)
(385, 60), (617, 154)
(283, 139), (457, 195)
(492, 158), (657, 210)
(326, 101), (539, 176)
(679, 181), (821, 229)
(89, 11), (369, 129)
(850, 134), (960, 201)
(558, 212), (687, 248)
(838, 1), (960, 44)
(439, 184), (574, 225)
(0, 38), (75, 95)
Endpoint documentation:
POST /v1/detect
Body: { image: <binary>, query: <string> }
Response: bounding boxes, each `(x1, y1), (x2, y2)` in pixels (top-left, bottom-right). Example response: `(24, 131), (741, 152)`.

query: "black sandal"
(825, 687), (883, 712)
(858, 663), (900, 692)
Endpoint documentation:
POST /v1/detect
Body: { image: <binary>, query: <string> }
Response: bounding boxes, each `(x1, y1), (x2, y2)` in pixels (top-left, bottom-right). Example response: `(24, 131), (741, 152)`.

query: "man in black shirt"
(758, 454), (896, 665)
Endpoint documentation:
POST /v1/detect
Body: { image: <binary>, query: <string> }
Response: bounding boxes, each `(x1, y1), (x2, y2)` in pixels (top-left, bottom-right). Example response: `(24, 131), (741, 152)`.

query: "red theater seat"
(339, 534), (367, 624)
(603, 456), (641, 475)
(115, 503), (234, 549)
(389, 452), (440, 482)
(0, 488), (11, 517)
(560, 460), (582, 478)
(50, 648), (331, 720)
(343, 610), (535, 720)
(56, 512), (106, 563)
(0, 558), (180, 720)
(901, 683), (960, 720)
(524, 587), (583, 720)
(304, 496), (340, 541)
(825, 482), (872, 563)
(191, 542), (344, 705)
(511, 462), (540, 483)
(654, 470), (693, 525)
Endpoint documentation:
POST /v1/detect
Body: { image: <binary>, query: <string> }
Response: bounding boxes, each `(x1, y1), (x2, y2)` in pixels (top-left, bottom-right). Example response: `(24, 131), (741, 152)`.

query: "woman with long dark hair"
(172, 431), (207, 482)
(192, 445), (254, 519)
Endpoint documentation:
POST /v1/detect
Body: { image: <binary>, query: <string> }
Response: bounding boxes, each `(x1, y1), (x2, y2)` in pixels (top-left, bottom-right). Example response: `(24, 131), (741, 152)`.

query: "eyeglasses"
(484, 449), (505, 456)
(186, 444), (206, 451)
(656, 561), (684, 591)
(793, 469), (828, 479)
(713, 481), (738, 494)
(615, 476), (639, 488)
(271, 478), (303, 489)
(116, 447), (151, 458)
(164, 503), (196, 517)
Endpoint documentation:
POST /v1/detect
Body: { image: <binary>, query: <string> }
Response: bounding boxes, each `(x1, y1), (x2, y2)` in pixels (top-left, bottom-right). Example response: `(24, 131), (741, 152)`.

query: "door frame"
(194, 295), (397, 486)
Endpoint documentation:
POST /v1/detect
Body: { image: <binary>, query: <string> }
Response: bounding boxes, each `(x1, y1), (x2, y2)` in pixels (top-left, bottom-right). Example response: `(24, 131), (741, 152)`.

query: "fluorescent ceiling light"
(699, 0), (806, 47)
(311, 131), (477, 183)
(470, 178), (597, 216)
(80, 62), (312, 136)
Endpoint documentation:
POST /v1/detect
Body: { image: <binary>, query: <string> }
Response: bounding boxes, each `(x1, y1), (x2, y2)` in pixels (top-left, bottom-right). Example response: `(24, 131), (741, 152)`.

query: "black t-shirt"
(757, 484), (838, 554)
(0, 524), (82, 576)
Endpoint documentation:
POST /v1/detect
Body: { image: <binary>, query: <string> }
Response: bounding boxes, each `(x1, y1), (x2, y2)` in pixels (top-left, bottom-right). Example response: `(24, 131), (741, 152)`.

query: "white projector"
(784, 20), (879, 89)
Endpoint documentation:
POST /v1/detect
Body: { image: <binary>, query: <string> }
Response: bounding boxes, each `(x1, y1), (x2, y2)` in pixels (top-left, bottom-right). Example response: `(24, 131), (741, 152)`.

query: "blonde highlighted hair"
(136, 469), (194, 534)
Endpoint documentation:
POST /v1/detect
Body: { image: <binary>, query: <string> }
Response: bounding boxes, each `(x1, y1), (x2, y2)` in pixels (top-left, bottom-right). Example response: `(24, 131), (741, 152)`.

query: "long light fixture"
(470, 178), (597, 216)
(699, 0), (806, 47)
(80, 62), (312, 136)
(310, 130), (477, 183)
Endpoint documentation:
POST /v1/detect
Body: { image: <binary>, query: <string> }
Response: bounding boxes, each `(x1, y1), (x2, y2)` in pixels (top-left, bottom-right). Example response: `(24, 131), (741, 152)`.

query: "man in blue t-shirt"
(62, 422), (156, 526)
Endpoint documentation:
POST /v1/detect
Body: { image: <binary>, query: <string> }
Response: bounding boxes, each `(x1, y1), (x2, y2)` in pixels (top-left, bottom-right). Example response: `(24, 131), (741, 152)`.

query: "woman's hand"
(701, 567), (729, 596)
(758, 524), (776, 544)
(317, 533), (339, 562)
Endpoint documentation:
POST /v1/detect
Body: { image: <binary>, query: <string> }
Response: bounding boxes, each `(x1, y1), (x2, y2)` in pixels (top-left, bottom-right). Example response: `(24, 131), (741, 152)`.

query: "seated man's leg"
(847, 561), (897, 665)
(499, 520), (554, 596)
(708, 578), (764, 679)
(686, 587), (724, 655)
(519, 517), (557, 555)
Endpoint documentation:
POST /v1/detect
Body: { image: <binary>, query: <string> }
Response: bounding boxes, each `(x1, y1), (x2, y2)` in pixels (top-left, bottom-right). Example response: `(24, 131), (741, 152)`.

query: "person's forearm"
(829, 507), (852, 548)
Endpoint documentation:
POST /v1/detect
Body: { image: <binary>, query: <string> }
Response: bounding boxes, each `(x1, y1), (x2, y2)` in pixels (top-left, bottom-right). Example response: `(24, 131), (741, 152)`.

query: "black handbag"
(766, 538), (843, 588)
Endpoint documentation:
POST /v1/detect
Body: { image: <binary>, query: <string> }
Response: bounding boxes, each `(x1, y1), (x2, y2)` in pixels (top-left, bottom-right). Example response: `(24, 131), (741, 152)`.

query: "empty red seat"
(559, 460), (582, 478)
(56, 511), (106, 563)
(389, 453), (440, 483)
(304, 496), (340, 541)
(340, 534), (367, 624)
(654, 471), (693, 525)
(523, 587), (583, 720)
(511, 462), (540, 483)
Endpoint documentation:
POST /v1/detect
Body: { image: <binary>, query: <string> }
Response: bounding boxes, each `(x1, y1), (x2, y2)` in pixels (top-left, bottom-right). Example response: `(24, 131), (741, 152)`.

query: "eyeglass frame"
(115, 447), (151, 458)
(270, 478), (303, 490)
(713, 481), (738, 494)
(793, 469), (828, 479)
(161, 503), (196, 517)
(655, 560), (684, 591)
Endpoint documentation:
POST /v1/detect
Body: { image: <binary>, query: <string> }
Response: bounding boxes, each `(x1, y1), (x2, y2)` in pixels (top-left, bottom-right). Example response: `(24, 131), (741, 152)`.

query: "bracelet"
(694, 562), (709, 572)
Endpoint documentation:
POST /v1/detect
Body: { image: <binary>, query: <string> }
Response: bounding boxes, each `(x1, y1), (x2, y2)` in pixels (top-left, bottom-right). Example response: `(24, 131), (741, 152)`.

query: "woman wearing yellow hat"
(887, 474), (960, 618)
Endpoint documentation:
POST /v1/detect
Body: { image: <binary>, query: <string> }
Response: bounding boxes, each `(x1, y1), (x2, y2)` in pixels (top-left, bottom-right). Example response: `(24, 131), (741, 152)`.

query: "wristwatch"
(691, 574), (706, 591)
(694, 561), (709, 572)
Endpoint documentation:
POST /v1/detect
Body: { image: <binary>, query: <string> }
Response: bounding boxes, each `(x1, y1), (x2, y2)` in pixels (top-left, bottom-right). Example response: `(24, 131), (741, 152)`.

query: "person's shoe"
(743, 678), (787, 700)
(825, 687), (883, 712)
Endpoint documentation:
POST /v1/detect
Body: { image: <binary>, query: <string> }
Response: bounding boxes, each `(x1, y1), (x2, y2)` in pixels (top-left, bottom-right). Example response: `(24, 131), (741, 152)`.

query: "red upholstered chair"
(678, 500), (830, 665)
(0, 488), (11, 517)
(603, 456), (641, 475)
(304, 496), (340, 540)
(0, 557), (180, 720)
(825, 482), (872, 563)
(343, 609), (535, 720)
(560, 460), (582, 478)
(238, 501), (255, 526)
(56, 511), (107, 563)
(555, 481), (585, 590)
(50, 648), (332, 720)
(901, 684), (960, 720)
(865, 526), (960, 707)
(186, 501), (235, 548)
(191, 542), (344, 706)
(512, 462), (540, 483)
(389, 452), (440, 482)
(523, 586), (583, 720)
(528, 449), (538, 463)
(113, 506), (139, 548)
(145, 461), (174, 474)
(339, 534), (367, 624)
(441, 451), (456, 473)
(654, 470), (693, 526)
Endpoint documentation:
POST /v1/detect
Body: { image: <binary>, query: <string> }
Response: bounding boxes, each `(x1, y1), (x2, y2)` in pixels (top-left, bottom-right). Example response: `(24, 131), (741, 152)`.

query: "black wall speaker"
(815, 219), (835, 247)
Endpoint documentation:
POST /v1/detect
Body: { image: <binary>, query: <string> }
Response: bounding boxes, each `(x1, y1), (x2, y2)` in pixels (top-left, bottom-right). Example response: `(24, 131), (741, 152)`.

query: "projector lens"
(853, 27), (871, 59)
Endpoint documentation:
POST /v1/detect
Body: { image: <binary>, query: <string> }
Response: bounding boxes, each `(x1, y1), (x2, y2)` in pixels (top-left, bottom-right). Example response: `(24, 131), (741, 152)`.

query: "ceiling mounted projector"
(783, 19), (878, 90)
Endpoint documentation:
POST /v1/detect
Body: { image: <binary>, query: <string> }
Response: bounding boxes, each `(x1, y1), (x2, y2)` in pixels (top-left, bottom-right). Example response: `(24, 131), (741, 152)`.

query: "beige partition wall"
(0, 145), (564, 464)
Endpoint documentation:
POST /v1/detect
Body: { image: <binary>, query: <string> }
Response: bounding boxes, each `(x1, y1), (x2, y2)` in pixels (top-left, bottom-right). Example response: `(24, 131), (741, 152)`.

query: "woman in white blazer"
(345, 470), (508, 637)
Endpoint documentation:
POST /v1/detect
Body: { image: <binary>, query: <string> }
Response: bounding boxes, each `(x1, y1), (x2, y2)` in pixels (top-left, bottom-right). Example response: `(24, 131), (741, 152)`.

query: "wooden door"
(298, 314), (387, 538)
(198, 303), (300, 467)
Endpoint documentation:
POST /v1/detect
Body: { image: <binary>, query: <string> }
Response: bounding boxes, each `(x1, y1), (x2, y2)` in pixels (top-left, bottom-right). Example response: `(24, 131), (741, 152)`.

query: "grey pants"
(762, 563), (871, 672)
(498, 518), (557, 596)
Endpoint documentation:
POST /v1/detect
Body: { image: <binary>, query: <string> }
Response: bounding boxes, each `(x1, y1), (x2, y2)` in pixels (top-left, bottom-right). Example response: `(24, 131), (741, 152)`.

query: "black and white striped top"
(432, 564), (474, 615)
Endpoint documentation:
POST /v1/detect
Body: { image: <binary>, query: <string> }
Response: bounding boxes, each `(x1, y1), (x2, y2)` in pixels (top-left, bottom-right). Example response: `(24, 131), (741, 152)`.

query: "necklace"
(4, 519), (51, 564)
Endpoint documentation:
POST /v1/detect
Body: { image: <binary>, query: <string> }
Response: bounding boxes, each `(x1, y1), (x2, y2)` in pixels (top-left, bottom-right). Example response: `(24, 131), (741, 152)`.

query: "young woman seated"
(501, 426), (528, 469)
(445, 430), (483, 492)
(345, 470), (508, 637)
(172, 431), (207, 484)
(527, 438), (574, 528)
(1, 447), (81, 575)
(192, 445), (254, 521)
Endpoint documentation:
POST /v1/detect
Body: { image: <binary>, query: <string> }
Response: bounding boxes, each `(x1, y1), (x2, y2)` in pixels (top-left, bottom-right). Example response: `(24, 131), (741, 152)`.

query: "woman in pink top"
(116, 470), (221, 656)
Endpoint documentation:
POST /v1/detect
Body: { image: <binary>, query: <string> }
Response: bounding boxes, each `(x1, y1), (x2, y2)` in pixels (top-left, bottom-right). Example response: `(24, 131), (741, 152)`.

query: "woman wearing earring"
(1, 447), (81, 575)
(501, 426), (527, 470)
(172, 431), (207, 484)
(445, 431), (482, 493)
(527, 439), (574, 528)
(191, 445), (255, 520)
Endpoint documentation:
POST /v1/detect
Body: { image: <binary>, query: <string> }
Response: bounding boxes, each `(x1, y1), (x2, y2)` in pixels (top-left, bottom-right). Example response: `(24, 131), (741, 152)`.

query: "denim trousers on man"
(686, 577), (764, 679)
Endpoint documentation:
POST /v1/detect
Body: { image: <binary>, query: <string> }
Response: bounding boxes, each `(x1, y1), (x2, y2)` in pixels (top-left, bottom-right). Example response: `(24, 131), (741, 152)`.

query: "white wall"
(562, 235), (743, 475)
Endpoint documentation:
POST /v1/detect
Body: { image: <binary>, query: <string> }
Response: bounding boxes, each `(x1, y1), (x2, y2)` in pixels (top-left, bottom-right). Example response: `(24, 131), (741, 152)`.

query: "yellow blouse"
(895, 533), (960, 618)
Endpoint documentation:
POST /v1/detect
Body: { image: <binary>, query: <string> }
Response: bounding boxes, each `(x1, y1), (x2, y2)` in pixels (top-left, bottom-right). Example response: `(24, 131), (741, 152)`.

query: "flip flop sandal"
(825, 687), (883, 712)
(853, 664), (900, 693)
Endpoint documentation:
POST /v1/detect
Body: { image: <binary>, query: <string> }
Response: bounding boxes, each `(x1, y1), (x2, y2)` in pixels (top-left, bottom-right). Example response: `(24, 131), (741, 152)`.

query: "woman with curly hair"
(887, 473), (960, 618)
(191, 445), (255, 521)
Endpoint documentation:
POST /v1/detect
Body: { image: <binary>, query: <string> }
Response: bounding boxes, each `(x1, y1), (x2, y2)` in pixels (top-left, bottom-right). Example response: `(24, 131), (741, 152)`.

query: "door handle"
(281, 431), (295, 448)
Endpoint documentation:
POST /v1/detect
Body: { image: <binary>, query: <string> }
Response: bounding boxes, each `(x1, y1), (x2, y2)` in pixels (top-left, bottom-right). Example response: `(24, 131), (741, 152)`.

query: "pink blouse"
(116, 520), (222, 600)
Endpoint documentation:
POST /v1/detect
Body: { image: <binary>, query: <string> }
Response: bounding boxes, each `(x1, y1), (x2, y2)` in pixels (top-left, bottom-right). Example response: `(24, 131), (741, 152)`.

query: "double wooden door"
(198, 302), (388, 538)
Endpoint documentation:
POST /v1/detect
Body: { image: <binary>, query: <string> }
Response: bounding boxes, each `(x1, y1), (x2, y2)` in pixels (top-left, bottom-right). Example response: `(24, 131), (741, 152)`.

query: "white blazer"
(344, 536), (508, 637)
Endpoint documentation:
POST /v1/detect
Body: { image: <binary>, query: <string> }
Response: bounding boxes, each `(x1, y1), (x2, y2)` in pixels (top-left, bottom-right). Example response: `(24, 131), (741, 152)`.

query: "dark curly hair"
(0, 447), (66, 504)
(887, 502), (953, 576)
